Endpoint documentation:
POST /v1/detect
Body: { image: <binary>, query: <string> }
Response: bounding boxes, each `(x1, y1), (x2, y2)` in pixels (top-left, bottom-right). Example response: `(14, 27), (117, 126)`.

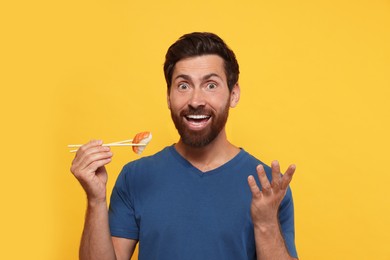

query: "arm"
(80, 199), (116, 260)
(112, 237), (138, 260)
(70, 140), (137, 260)
(247, 161), (298, 260)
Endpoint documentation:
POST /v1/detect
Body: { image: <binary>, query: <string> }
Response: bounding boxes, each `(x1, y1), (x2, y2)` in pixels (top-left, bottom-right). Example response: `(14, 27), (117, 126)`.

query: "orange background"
(1, 0), (389, 259)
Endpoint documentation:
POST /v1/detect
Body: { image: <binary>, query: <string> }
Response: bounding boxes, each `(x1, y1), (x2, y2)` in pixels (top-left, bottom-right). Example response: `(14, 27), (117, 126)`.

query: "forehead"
(172, 55), (226, 81)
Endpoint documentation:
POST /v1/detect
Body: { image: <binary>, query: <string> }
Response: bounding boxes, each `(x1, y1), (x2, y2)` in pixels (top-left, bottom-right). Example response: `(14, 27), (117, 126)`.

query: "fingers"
(254, 161), (296, 193)
(249, 162), (296, 225)
(281, 164), (296, 190)
(271, 160), (281, 189)
(79, 146), (112, 172)
(72, 140), (102, 165)
(256, 164), (271, 194)
(83, 156), (112, 175)
(71, 140), (113, 176)
(247, 175), (262, 198)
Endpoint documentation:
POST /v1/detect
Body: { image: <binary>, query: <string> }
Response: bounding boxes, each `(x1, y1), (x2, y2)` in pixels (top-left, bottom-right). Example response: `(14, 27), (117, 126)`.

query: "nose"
(188, 88), (206, 108)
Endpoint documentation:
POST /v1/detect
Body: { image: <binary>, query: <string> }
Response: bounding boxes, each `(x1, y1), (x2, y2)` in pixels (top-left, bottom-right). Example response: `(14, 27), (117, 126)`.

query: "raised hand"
(247, 161), (296, 226)
(70, 140), (113, 203)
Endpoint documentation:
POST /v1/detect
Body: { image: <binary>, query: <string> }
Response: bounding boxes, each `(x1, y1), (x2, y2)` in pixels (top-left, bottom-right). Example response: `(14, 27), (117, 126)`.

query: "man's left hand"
(247, 161), (296, 226)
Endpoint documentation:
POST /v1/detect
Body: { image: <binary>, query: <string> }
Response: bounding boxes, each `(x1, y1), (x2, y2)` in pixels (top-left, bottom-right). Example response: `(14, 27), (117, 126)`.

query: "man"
(71, 32), (298, 260)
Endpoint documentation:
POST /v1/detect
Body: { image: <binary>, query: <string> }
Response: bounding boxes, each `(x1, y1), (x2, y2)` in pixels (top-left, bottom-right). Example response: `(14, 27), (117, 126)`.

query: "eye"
(178, 83), (189, 91)
(206, 82), (217, 90)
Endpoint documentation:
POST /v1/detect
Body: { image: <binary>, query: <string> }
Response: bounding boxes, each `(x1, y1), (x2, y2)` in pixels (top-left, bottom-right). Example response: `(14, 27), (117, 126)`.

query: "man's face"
(168, 55), (239, 147)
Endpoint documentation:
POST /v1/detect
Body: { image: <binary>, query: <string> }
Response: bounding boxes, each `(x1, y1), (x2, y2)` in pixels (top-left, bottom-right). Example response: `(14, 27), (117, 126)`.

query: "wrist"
(253, 220), (280, 235)
(87, 197), (107, 208)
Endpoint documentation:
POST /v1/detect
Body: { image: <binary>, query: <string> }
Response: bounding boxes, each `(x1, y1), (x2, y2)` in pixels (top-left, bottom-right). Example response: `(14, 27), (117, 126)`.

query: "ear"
(229, 83), (240, 108)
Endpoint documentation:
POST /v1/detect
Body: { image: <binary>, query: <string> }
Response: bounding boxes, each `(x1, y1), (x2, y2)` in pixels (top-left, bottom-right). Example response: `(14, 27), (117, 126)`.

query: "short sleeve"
(108, 165), (139, 240)
(278, 186), (298, 258)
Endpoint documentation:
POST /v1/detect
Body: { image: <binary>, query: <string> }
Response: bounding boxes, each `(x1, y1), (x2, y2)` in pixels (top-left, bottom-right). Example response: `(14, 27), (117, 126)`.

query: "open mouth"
(184, 114), (211, 128)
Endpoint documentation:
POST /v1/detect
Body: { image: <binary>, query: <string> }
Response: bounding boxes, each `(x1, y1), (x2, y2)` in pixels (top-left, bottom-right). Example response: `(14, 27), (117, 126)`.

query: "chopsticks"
(68, 139), (146, 153)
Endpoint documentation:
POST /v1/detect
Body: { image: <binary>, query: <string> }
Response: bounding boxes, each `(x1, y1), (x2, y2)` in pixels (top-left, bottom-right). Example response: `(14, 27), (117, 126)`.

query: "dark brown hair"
(164, 32), (239, 92)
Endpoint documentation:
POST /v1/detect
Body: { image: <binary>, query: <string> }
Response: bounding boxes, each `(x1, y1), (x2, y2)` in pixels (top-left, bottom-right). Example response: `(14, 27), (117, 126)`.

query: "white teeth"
(186, 115), (209, 119)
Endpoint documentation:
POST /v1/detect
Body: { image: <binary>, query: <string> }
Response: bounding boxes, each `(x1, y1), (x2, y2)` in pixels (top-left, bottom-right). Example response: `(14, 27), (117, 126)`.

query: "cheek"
(211, 95), (230, 110)
(168, 99), (185, 113)
(169, 92), (189, 109)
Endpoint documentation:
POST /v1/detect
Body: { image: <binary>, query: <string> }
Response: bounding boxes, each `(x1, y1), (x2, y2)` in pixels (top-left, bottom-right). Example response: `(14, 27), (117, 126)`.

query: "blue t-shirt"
(109, 146), (297, 259)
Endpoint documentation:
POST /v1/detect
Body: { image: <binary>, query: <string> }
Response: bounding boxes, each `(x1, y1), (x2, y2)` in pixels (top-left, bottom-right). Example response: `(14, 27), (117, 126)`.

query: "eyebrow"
(174, 73), (222, 82)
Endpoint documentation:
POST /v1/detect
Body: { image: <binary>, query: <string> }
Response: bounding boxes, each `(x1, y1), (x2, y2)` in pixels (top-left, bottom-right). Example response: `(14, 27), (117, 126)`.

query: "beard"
(170, 101), (230, 148)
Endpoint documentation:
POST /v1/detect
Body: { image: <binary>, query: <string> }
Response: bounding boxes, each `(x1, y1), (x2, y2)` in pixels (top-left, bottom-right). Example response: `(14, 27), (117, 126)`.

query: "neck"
(174, 129), (240, 172)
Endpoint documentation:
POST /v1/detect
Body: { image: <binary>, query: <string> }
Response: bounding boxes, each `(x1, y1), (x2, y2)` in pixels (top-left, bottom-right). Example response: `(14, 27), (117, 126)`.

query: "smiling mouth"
(185, 114), (211, 127)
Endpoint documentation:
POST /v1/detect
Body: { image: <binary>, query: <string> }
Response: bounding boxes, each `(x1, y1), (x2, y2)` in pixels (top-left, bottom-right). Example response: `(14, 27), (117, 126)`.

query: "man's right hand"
(70, 140), (113, 203)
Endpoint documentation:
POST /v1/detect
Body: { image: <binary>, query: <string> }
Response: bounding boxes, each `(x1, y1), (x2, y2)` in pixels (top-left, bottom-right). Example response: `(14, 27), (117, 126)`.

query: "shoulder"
(122, 146), (173, 171)
(116, 146), (177, 183)
(236, 148), (270, 172)
(237, 149), (286, 188)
